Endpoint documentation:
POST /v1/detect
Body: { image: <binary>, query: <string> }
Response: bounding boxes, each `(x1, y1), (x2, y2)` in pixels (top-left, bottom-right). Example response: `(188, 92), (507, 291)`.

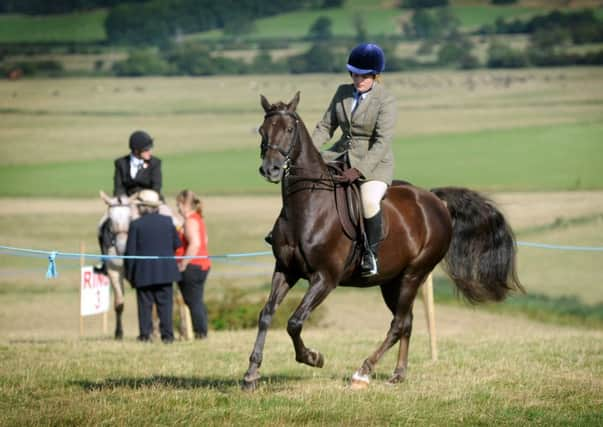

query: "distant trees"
(486, 42), (527, 68)
(482, 10), (603, 44)
(404, 7), (460, 40)
(400, 0), (448, 8)
(437, 33), (478, 69)
(307, 16), (333, 40)
(0, 0), (145, 14)
(288, 43), (341, 73)
(105, 0), (315, 45)
(112, 49), (170, 76)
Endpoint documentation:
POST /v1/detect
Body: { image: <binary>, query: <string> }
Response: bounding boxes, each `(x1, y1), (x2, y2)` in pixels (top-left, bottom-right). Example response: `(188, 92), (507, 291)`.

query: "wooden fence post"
(421, 272), (438, 361)
(79, 242), (85, 337)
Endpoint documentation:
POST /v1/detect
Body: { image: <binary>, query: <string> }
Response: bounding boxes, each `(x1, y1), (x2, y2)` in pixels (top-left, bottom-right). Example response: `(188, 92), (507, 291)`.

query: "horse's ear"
(287, 91), (300, 112)
(100, 190), (112, 205)
(260, 95), (271, 113)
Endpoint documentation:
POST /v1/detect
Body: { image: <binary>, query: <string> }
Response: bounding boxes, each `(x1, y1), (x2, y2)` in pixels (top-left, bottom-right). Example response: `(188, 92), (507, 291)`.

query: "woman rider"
(97, 130), (164, 273)
(312, 43), (397, 277)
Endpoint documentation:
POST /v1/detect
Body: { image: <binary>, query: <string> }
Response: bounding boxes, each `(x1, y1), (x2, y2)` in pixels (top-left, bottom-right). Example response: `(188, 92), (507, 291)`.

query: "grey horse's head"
(100, 191), (136, 258)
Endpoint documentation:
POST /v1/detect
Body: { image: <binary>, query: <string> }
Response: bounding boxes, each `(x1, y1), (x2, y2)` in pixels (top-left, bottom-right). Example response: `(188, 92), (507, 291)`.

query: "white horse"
(98, 191), (191, 340)
(99, 191), (136, 339)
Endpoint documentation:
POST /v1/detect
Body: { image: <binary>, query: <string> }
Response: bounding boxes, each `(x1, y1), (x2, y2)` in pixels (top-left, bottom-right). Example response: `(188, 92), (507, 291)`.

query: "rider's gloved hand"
(342, 168), (362, 183)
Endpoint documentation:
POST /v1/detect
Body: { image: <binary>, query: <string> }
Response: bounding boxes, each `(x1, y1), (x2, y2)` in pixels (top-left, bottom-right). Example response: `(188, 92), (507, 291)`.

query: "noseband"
(260, 110), (300, 170)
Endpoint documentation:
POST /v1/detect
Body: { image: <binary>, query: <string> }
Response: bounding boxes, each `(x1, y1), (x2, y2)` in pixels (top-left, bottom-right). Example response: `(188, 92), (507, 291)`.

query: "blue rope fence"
(0, 245), (272, 279)
(1, 241), (602, 279)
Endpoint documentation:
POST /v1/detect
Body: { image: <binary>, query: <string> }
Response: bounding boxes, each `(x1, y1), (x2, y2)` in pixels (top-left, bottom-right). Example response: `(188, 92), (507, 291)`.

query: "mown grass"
(0, 210), (601, 425)
(0, 306), (601, 426)
(0, 10), (107, 43)
(0, 120), (600, 197)
(435, 278), (603, 330)
(1, 69), (601, 166)
(452, 6), (544, 28)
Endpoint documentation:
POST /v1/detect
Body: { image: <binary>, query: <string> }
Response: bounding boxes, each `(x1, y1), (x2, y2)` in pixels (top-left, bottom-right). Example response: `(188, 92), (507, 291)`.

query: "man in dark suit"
(124, 190), (182, 343)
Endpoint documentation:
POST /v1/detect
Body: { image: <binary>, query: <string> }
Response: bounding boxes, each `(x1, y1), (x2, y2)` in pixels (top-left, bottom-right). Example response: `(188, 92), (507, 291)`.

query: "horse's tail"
(431, 187), (524, 303)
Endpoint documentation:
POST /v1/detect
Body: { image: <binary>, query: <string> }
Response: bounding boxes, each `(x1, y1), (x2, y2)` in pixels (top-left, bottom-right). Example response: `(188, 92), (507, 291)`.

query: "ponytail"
(193, 194), (203, 216)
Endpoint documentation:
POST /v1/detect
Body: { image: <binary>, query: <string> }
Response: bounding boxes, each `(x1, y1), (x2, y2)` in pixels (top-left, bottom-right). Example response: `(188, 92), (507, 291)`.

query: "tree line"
(0, 0), (141, 14)
(105, 0), (341, 45)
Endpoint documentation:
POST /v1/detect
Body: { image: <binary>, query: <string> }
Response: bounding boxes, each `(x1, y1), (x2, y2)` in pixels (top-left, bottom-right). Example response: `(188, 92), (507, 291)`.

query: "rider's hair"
(177, 189), (203, 216)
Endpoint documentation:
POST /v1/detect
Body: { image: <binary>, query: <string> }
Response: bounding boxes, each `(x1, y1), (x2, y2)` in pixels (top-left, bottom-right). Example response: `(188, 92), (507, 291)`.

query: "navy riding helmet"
(346, 43), (386, 75)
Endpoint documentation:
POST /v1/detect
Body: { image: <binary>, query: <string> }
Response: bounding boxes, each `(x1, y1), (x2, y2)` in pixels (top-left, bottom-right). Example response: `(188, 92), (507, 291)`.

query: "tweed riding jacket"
(311, 81), (397, 185)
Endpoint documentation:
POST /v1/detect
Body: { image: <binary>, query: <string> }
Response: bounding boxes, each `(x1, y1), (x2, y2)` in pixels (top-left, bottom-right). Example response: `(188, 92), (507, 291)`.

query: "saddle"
(327, 162), (390, 244)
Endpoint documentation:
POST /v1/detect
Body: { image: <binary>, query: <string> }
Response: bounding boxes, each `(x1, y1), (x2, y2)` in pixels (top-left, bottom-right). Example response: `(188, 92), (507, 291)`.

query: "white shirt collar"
(130, 154), (144, 166)
(130, 154), (145, 179)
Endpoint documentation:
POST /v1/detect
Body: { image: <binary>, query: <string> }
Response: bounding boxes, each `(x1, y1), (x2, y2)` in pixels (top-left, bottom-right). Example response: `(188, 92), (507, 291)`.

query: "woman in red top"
(176, 189), (211, 339)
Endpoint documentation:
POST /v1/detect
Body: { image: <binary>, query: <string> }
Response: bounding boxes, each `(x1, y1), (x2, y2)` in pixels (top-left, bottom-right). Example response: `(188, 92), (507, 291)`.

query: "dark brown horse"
(242, 92), (523, 390)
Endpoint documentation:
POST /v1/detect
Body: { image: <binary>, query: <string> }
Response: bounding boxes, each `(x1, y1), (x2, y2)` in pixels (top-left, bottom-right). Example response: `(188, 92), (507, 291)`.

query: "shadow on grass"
(72, 374), (304, 392)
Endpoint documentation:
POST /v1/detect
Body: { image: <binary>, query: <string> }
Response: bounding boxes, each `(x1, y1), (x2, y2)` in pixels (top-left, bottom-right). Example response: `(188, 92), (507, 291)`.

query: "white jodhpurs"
(360, 180), (388, 219)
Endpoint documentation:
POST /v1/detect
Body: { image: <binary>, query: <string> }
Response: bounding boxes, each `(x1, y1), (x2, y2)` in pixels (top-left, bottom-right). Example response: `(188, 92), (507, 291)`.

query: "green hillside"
(0, 1), (581, 44)
(0, 10), (107, 43)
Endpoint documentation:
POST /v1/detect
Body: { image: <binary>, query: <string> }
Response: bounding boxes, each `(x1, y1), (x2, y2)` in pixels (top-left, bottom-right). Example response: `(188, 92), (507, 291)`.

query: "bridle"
(260, 110), (300, 173)
(259, 108), (349, 196)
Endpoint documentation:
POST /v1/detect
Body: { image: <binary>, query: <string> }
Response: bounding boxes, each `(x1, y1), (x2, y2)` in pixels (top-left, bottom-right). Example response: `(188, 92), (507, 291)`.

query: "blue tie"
(352, 91), (362, 113)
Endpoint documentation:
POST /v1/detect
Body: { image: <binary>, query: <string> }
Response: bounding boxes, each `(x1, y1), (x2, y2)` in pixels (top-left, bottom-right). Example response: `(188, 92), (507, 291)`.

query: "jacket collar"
(343, 81), (380, 121)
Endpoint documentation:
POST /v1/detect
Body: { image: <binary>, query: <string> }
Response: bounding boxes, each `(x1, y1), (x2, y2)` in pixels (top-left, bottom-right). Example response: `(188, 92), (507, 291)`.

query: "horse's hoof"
(297, 349), (324, 368)
(310, 349), (325, 368)
(241, 379), (258, 391)
(350, 371), (370, 390)
(114, 330), (123, 340)
(387, 370), (406, 384)
(241, 375), (260, 392)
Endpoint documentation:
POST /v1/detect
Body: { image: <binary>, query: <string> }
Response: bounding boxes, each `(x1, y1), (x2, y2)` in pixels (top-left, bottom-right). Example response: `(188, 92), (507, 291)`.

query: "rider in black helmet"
(96, 130), (164, 274)
(114, 130), (162, 197)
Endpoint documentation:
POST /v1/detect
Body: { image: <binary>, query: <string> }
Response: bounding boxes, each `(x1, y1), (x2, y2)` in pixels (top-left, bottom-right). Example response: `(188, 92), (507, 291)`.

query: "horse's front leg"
(242, 269), (296, 390)
(107, 266), (125, 340)
(288, 272), (335, 369)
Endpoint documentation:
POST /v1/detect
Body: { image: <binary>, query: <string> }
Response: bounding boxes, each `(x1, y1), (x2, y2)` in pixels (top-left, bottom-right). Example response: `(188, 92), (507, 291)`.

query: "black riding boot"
(360, 211), (382, 277)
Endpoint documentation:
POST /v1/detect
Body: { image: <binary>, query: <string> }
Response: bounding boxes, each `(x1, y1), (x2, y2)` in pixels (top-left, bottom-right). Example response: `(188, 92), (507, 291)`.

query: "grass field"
(0, 10), (107, 43)
(0, 66), (602, 425)
(0, 302), (601, 425)
(1, 68), (601, 196)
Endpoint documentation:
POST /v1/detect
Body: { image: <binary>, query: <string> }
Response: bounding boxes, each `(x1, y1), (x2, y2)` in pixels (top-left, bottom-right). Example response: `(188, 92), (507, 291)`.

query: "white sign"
(80, 266), (110, 316)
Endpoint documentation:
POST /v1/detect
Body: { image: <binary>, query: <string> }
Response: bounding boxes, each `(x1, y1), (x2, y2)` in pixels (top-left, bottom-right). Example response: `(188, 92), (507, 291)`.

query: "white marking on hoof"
(350, 371), (370, 390)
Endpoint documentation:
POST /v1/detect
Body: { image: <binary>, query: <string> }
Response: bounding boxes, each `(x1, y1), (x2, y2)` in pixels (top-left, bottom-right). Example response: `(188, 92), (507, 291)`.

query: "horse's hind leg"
(352, 270), (425, 388)
(379, 282), (413, 384)
(243, 270), (296, 390)
(287, 273), (335, 369)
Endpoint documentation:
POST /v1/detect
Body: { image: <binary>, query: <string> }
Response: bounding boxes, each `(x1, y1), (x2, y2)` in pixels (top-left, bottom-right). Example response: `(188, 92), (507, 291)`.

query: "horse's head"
(100, 190), (135, 255)
(258, 91), (301, 183)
